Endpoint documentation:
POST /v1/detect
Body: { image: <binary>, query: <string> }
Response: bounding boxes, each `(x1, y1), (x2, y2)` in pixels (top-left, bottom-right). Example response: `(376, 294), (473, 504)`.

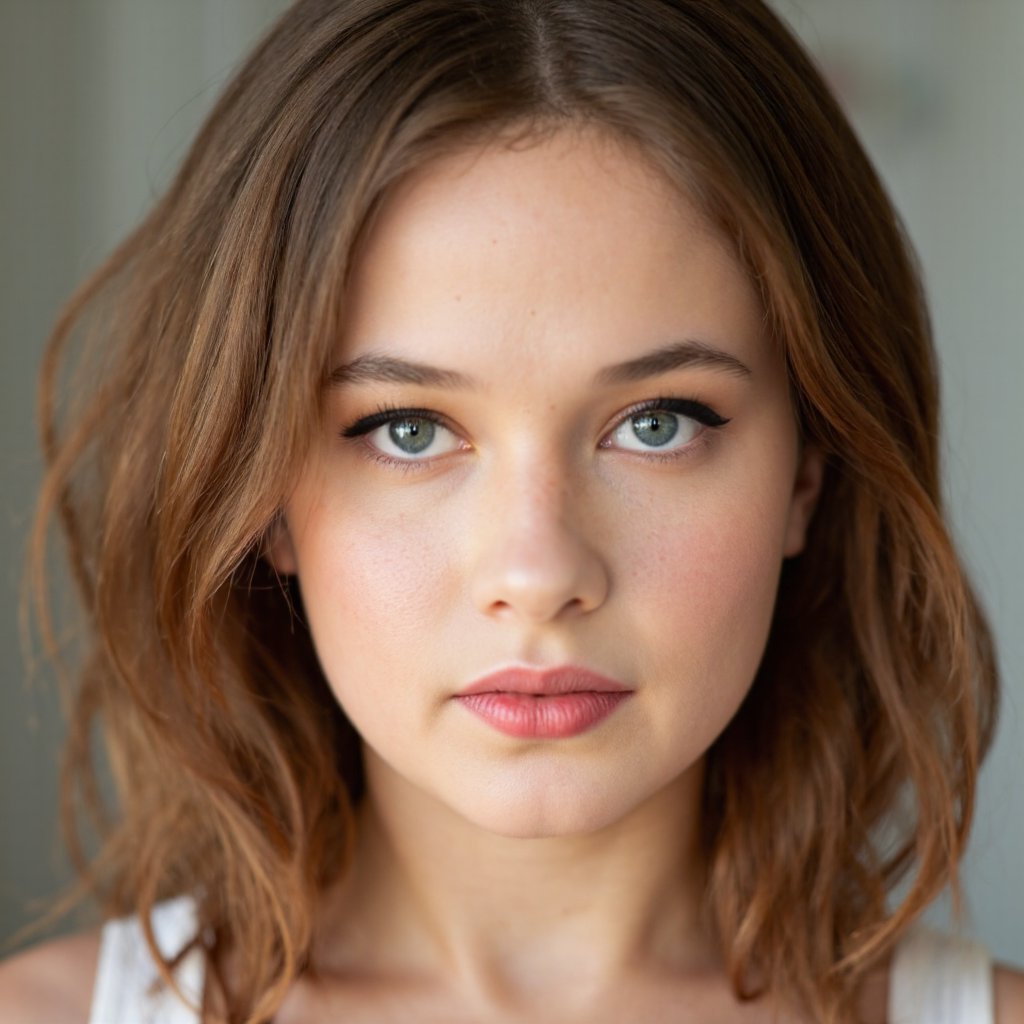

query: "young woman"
(1, 1), (1021, 1021)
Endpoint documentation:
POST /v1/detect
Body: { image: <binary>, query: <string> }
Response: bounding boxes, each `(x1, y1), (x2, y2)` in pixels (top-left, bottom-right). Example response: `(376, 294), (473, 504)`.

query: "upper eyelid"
(342, 397), (727, 438)
(621, 397), (728, 427)
(340, 405), (450, 439)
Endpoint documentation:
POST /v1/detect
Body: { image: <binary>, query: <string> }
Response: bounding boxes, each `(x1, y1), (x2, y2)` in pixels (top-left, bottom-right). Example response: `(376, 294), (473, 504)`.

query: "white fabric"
(88, 894), (205, 1024)
(88, 895), (994, 1023)
(889, 926), (994, 1023)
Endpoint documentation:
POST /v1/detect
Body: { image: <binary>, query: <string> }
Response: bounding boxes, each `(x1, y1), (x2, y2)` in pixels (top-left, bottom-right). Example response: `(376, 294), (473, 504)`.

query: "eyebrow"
(327, 338), (752, 390)
(329, 354), (473, 389)
(593, 338), (752, 386)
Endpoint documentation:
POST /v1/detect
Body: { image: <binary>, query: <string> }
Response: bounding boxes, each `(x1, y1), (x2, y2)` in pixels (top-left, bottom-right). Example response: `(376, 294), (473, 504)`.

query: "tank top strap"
(888, 925), (994, 1024)
(88, 894), (206, 1024)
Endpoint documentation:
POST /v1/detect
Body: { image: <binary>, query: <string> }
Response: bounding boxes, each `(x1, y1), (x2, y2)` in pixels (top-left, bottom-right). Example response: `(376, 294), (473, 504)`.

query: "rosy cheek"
(307, 501), (457, 640)
(634, 497), (784, 668)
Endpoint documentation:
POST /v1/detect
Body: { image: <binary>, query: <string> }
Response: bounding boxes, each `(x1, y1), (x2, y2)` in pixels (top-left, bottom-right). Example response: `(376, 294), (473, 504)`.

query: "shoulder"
(0, 926), (103, 1024)
(994, 963), (1024, 1024)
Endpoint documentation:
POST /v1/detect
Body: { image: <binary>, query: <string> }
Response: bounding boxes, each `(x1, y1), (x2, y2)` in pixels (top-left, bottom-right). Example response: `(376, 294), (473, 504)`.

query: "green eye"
(610, 410), (697, 452)
(342, 405), (462, 466)
(387, 417), (437, 455)
(606, 397), (728, 455)
(626, 411), (684, 448)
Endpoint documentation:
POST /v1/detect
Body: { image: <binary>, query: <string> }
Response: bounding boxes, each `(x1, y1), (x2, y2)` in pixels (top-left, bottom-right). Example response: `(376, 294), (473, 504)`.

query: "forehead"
(335, 125), (769, 382)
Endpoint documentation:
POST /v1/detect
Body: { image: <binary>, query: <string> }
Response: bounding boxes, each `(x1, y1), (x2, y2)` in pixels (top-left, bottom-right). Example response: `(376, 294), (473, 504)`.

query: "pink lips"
(454, 666), (633, 739)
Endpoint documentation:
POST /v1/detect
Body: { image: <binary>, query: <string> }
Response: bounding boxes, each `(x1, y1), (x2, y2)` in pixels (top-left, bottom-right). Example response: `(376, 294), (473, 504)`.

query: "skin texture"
(275, 125), (822, 836)
(266, 125), (826, 1018)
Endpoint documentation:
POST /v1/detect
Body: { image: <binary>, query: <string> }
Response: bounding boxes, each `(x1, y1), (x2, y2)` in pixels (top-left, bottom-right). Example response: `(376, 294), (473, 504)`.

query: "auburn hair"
(25, 1), (998, 1021)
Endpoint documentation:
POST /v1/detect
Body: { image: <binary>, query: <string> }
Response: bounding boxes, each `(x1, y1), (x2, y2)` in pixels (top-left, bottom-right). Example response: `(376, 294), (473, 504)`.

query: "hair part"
(26, 1), (997, 1021)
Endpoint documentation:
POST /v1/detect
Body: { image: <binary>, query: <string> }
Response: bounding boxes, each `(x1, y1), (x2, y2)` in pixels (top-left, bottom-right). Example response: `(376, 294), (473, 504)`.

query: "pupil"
(390, 418), (435, 454)
(632, 412), (678, 448)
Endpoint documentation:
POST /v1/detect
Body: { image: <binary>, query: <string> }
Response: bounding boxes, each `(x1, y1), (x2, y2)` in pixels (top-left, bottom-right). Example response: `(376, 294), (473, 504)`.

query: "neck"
(312, 750), (718, 1014)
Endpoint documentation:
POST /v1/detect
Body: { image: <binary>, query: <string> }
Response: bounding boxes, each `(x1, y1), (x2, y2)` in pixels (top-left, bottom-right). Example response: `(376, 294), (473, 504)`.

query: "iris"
(390, 417), (435, 454)
(630, 412), (679, 448)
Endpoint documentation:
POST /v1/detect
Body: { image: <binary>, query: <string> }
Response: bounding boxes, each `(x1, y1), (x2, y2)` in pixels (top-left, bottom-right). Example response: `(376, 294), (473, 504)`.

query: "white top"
(889, 926), (995, 1024)
(87, 896), (995, 1023)
(87, 895), (205, 1024)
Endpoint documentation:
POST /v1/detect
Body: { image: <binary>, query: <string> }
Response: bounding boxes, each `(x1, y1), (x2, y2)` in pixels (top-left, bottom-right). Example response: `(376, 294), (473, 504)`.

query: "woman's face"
(273, 126), (822, 838)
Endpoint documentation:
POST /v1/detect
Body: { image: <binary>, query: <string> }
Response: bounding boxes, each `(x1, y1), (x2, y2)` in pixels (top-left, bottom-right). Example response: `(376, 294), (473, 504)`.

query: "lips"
(454, 666), (634, 738)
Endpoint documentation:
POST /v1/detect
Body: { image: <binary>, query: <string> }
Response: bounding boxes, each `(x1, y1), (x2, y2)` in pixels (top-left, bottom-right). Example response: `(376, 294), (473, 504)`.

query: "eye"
(610, 409), (697, 452)
(341, 405), (464, 464)
(603, 397), (729, 456)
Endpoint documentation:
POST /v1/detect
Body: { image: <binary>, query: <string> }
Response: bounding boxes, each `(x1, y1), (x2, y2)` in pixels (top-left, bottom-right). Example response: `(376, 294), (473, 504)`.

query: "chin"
(450, 776), (647, 840)
(467, 808), (628, 841)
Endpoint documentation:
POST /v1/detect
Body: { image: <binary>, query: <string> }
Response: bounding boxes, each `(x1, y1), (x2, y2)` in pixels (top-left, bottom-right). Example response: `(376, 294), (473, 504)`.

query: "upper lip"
(457, 665), (633, 697)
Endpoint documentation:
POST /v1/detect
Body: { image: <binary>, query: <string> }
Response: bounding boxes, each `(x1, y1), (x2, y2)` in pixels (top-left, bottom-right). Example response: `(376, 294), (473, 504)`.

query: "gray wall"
(2, 0), (1021, 963)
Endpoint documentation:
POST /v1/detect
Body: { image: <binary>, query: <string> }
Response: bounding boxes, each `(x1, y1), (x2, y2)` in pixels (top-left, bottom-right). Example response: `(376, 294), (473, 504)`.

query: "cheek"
(625, 467), (792, 705)
(662, 514), (781, 639)
(318, 518), (447, 634)
(292, 494), (461, 709)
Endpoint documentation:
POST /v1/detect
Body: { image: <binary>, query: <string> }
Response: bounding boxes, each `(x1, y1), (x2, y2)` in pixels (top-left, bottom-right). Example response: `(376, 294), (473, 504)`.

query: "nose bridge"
(508, 445), (570, 523)
(469, 444), (609, 623)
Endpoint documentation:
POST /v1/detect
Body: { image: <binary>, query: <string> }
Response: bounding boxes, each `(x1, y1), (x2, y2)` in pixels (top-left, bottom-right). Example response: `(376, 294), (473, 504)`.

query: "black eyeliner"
(341, 404), (443, 439)
(626, 396), (730, 428)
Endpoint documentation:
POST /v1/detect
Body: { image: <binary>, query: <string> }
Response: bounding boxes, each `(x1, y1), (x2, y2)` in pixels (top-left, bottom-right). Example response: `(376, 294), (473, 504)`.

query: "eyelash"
(339, 396), (730, 472)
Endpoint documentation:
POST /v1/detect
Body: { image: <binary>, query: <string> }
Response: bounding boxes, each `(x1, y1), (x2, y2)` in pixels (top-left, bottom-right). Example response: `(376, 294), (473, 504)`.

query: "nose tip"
(480, 567), (597, 624)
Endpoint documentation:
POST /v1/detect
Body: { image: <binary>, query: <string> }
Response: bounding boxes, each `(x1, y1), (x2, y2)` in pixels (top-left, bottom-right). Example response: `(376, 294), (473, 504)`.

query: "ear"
(263, 512), (299, 576)
(782, 441), (825, 557)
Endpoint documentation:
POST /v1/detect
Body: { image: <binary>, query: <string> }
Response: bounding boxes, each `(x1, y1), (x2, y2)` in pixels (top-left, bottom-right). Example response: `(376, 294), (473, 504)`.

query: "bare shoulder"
(0, 927), (103, 1024)
(995, 963), (1024, 1024)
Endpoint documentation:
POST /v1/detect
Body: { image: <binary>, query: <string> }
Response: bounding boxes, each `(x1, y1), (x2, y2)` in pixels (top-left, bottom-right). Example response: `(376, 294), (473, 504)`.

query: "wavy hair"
(26, 1), (998, 1021)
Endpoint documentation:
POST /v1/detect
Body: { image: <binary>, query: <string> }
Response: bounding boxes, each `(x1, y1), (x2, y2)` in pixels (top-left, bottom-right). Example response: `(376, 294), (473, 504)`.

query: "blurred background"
(1, 0), (1022, 964)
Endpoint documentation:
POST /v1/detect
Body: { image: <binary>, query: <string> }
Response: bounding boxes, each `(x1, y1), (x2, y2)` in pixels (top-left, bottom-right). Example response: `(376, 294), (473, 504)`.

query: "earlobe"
(783, 441), (825, 557)
(263, 513), (299, 576)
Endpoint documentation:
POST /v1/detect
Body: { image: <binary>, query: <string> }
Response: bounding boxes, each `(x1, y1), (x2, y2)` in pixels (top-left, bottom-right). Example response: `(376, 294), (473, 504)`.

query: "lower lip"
(454, 691), (632, 738)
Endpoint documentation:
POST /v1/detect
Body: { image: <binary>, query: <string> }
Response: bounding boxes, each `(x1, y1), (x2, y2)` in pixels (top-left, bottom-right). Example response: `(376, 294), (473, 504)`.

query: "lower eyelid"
(601, 424), (713, 462)
(363, 445), (439, 473)
(348, 418), (472, 473)
(634, 428), (715, 463)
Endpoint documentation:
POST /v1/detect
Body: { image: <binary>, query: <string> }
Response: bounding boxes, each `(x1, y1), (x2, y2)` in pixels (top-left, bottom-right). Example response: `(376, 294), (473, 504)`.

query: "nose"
(468, 457), (610, 624)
